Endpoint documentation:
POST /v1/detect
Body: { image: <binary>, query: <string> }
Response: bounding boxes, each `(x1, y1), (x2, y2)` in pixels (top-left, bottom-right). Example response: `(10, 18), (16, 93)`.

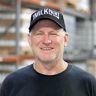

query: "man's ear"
(64, 33), (69, 47)
(27, 33), (31, 46)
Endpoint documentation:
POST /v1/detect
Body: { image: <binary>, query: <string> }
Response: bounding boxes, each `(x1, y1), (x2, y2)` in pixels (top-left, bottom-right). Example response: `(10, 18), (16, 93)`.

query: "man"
(0, 8), (96, 96)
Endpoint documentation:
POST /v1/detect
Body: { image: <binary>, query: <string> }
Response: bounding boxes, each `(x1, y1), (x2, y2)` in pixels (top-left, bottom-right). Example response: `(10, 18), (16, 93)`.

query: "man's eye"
(50, 33), (58, 35)
(35, 32), (43, 35)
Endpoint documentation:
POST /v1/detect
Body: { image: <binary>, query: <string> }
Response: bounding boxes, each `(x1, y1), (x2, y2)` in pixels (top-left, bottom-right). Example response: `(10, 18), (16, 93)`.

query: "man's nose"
(43, 34), (52, 45)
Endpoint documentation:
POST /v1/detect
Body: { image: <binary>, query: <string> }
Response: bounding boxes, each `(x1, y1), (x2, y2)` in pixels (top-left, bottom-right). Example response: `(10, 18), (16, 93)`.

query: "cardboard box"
(64, 0), (77, 8)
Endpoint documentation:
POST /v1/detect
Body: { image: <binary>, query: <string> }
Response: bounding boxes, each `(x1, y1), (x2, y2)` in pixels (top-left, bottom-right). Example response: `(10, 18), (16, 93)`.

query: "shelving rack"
(0, 0), (96, 83)
(0, 0), (92, 62)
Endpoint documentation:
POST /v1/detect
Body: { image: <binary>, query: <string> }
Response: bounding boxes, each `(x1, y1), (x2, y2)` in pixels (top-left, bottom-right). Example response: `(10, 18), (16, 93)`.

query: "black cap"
(29, 8), (66, 32)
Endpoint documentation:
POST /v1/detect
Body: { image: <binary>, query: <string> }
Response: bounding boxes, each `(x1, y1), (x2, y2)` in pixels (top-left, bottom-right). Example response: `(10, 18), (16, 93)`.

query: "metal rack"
(0, 0), (96, 83)
(0, 0), (93, 61)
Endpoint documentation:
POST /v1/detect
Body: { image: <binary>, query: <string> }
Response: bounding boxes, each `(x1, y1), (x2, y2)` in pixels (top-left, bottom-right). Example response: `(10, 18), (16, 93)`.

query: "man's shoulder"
(70, 64), (96, 82)
(0, 64), (34, 96)
(3, 64), (33, 84)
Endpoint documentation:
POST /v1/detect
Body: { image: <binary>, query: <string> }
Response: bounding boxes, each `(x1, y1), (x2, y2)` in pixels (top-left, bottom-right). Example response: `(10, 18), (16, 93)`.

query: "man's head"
(28, 8), (68, 64)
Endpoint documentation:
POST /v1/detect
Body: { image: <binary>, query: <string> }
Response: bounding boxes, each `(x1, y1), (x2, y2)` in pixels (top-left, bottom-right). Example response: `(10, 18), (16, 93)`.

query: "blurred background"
(0, 0), (96, 85)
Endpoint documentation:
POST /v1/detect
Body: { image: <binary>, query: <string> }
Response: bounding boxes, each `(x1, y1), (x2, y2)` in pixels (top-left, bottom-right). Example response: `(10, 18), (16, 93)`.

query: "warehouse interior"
(0, 0), (96, 85)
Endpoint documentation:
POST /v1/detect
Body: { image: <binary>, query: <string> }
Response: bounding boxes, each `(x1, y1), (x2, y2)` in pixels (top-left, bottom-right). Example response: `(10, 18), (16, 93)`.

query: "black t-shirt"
(0, 64), (96, 96)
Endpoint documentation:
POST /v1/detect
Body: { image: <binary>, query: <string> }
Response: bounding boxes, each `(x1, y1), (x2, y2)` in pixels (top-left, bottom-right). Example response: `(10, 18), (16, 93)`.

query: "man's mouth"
(40, 47), (53, 51)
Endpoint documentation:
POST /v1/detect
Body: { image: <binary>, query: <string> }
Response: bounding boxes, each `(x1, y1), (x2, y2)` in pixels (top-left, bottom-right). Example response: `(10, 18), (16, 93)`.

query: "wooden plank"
(22, 0), (60, 10)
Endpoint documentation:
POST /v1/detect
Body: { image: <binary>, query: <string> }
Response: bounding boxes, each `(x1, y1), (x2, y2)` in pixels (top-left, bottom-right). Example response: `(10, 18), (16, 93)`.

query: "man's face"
(28, 19), (68, 63)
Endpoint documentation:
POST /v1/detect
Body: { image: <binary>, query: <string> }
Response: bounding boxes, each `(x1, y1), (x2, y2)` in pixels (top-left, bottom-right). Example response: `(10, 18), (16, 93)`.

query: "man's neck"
(33, 60), (68, 75)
